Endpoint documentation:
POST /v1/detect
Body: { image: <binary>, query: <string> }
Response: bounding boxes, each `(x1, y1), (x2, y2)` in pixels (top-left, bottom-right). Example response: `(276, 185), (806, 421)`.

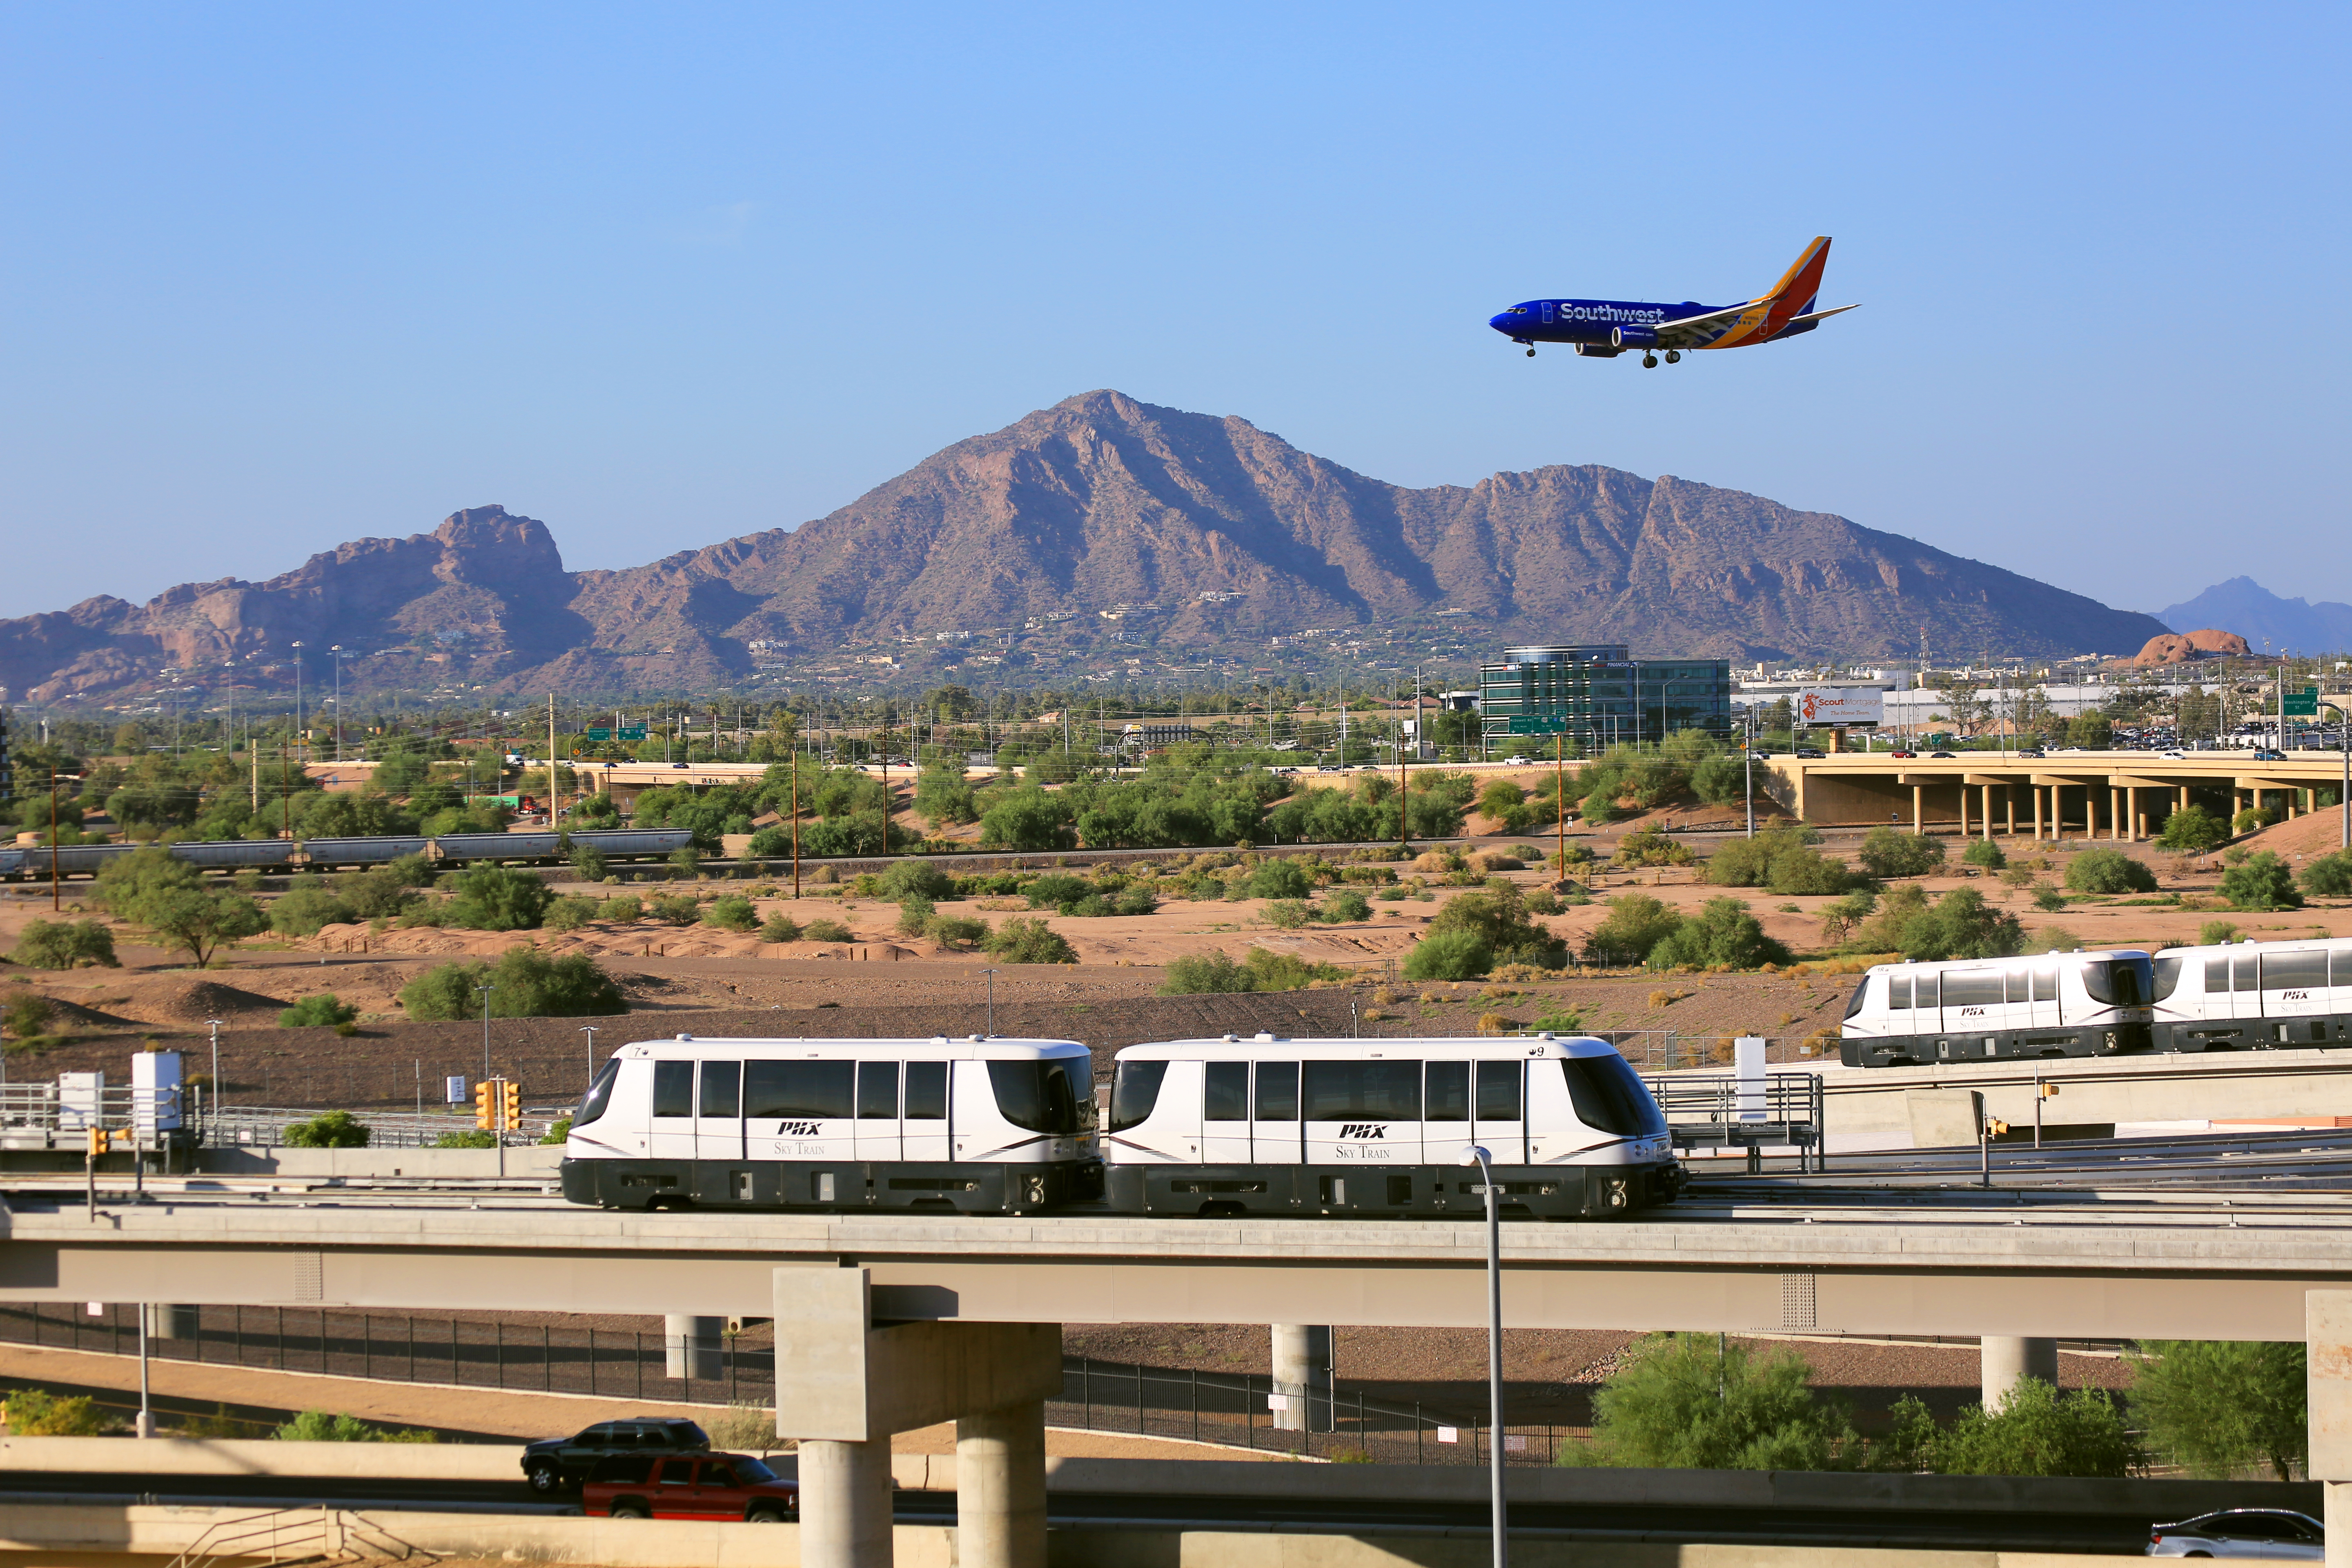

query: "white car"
(1502, 755), (1531, 766)
(2147, 1509), (2323, 1558)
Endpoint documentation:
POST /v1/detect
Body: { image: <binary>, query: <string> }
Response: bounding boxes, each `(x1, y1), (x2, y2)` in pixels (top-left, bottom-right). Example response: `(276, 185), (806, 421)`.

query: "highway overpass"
(1765, 749), (2349, 836)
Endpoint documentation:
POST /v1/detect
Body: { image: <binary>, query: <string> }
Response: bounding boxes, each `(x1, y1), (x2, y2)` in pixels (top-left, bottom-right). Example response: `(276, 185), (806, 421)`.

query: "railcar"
(1, 826), (695, 881)
(2149, 937), (2352, 1051)
(559, 1034), (1099, 1214)
(1100, 1033), (1681, 1220)
(1838, 949), (2157, 1067)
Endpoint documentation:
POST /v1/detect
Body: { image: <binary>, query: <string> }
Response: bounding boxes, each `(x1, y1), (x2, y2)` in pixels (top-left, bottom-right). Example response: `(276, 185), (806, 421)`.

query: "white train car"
(559, 1033), (1099, 1214)
(1100, 1033), (1682, 1220)
(2150, 937), (2352, 1051)
(1838, 949), (2157, 1068)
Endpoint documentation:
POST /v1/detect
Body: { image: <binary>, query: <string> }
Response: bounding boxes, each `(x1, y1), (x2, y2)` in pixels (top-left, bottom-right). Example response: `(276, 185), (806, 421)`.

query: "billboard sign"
(1791, 687), (1884, 726)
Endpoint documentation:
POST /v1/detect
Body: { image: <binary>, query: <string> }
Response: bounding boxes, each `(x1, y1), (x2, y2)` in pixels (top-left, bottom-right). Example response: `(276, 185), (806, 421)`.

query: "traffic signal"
(474, 1081), (496, 1131)
(499, 1080), (521, 1131)
(1985, 1118), (2009, 1138)
(86, 1128), (105, 1158)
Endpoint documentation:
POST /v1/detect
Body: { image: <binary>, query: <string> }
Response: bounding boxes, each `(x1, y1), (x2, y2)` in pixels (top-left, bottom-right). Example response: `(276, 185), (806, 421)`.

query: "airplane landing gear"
(1526, 347), (1536, 357)
(1664, 349), (1681, 364)
(1642, 353), (1659, 368)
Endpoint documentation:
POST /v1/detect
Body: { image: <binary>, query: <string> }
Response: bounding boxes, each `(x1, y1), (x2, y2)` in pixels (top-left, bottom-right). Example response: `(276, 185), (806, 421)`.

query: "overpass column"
(957, 1399), (1048, 1568)
(1980, 1336), (2058, 1410)
(1272, 1323), (1333, 1432)
(1912, 784), (1922, 834)
(2033, 785), (2044, 841)
(799, 1439), (895, 1567)
(2005, 786), (2015, 837)
(1958, 787), (1969, 838)
(1981, 784), (1993, 839)
(2128, 786), (2140, 841)
(2109, 786), (2122, 840)
(2307, 1292), (2352, 1566)
(663, 1314), (723, 1381)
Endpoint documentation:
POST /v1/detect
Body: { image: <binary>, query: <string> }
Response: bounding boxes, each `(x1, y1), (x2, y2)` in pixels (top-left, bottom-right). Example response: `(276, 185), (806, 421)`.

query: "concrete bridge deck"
(1767, 749), (2349, 835)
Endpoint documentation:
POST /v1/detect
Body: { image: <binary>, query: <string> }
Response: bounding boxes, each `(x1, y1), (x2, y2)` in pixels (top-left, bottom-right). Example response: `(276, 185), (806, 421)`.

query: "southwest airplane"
(1489, 236), (1857, 367)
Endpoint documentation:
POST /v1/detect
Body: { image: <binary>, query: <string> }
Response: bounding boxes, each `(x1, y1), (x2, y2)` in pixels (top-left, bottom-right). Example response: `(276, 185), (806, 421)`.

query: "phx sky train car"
(2150, 937), (2352, 1052)
(1838, 950), (2157, 1068)
(559, 1035), (1098, 1214)
(1100, 1033), (1681, 1220)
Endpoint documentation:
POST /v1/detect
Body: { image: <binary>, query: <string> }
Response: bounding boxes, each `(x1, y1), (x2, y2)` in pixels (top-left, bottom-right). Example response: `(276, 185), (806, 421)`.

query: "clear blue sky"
(3, 2), (2345, 624)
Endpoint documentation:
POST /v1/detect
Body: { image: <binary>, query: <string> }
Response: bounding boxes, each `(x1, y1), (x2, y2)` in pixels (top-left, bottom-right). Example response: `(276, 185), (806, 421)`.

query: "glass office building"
(1476, 645), (1732, 754)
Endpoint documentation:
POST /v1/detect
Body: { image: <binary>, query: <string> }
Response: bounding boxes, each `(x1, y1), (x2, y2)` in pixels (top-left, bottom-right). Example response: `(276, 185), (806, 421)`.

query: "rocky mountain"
(2157, 577), (2352, 656)
(1, 391), (2173, 703)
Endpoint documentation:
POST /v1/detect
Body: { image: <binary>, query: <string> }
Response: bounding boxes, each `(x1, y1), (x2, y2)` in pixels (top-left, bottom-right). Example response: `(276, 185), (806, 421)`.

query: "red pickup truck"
(581, 1451), (797, 1522)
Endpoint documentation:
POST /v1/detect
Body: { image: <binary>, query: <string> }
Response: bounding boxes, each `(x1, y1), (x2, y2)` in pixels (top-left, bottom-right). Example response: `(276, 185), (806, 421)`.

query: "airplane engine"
(1573, 343), (1623, 358)
(1611, 325), (1660, 350)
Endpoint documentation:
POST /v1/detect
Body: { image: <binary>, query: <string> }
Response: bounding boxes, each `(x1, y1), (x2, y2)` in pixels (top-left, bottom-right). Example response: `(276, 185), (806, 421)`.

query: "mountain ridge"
(0, 390), (2173, 702)
(2156, 577), (2352, 656)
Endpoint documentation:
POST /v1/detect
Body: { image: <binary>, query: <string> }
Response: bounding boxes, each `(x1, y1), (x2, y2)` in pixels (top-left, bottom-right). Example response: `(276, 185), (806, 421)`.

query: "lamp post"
(580, 1025), (599, 1090)
(2323, 699), (2350, 851)
(330, 645), (344, 763)
(477, 985), (497, 1085)
(205, 1019), (224, 1146)
(1458, 1143), (1506, 1568)
(46, 768), (80, 911)
(980, 967), (999, 1037)
(290, 642), (305, 771)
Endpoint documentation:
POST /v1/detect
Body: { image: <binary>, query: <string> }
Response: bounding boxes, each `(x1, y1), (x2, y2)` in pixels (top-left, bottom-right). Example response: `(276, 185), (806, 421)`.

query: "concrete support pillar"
(2033, 785), (2044, 841)
(957, 1399), (1048, 1568)
(2126, 786), (2138, 841)
(2307, 1292), (2352, 1566)
(1958, 787), (1969, 838)
(1981, 784), (1994, 839)
(1980, 1336), (2058, 1410)
(143, 1304), (200, 1339)
(2109, 787), (2122, 840)
(1912, 784), (1922, 834)
(2005, 788), (2016, 837)
(664, 1314), (724, 1381)
(1271, 1324), (1333, 1432)
(799, 1439), (896, 1568)
(2235, 788), (2246, 822)
(2178, 784), (2190, 816)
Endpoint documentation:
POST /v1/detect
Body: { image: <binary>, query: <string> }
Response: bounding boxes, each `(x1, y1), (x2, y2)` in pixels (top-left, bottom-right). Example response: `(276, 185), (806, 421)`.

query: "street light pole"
(980, 967), (998, 1036)
(580, 1026), (599, 1090)
(1458, 1143), (1506, 1568)
(2324, 700), (2350, 851)
(330, 645), (343, 763)
(477, 985), (497, 1085)
(206, 1020), (224, 1146)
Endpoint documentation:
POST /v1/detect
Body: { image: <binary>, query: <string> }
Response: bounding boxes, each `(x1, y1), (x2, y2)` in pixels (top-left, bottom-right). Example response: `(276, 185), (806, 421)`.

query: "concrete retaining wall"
(0, 1434), (529, 1479)
(194, 1146), (566, 1178)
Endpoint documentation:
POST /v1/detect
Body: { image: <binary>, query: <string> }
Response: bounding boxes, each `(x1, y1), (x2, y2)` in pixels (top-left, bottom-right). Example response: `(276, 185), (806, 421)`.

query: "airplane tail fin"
(1757, 236), (1832, 310)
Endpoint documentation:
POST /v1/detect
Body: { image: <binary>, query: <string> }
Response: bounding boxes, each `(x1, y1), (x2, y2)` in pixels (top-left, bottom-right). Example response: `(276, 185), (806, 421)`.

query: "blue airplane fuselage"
(1489, 298), (1713, 346)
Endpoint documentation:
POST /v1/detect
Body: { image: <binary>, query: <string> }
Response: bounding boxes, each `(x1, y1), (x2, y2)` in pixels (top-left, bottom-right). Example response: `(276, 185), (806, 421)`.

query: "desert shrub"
(270, 887), (356, 937)
(1689, 751), (1746, 807)
(541, 895), (600, 933)
(1023, 872), (1091, 911)
(339, 866), (421, 920)
(1428, 882), (1564, 969)
(1403, 928), (1493, 982)
(1263, 899), (1311, 930)
(1318, 889), (1372, 923)
(2298, 852), (2352, 899)
(1766, 846), (1860, 896)
(701, 895), (760, 932)
(760, 914), (802, 942)
(604, 894), (644, 921)
(2154, 804), (2228, 854)
(272, 1410), (436, 1443)
(10, 919), (118, 971)
(1613, 827), (1695, 868)
(2126, 1340), (2305, 1481)
(1248, 859), (1316, 899)
(1924, 1379), (2138, 1478)
(1477, 779), (1535, 831)
(4, 1388), (110, 1435)
(982, 916), (1076, 964)
(397, 947), (626, 1021)
(1566, 1333), (1848, 1471)
(1114, 884), (1158, 915)
(1646, 898), (1793, 971)
(2196, 919), (2241, 945)
(4, 993), (56, 1042)
(928, 915), (987, 951)
(2031, 886), (2067, 912)
(802, 918), (854, 943)
(569, 843), (610, 882)
(434, 1128), (498, 1147)
(2220, 850), (2301, 911)
(895, 895), (935, 936)
(745, 826), (791, 857)
(2065, 849), (2156, 895)
(1852, 884), (2025, 962)
(875, 859), (954, 900)
(1961, 837), (2006, 870)
(648, 894), (702, 924)
(1160, 951), (1255, 994)
(1857, 827), (1944, 879)
(1239, 949), (1348, 990)
(282, 1109), (369, 1147)
(2234, 806), (2277, 834)
(443, 865), (554, 931)
(92, 845), (201, 916)
(1584, 893), (1685, 967)
(278, 993), (357, 1028)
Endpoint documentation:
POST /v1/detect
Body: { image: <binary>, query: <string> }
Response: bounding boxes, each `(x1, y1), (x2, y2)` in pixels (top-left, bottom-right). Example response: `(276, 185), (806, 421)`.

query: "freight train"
(557, 1031), (1682, 1220)
(0, 828), (696, 881)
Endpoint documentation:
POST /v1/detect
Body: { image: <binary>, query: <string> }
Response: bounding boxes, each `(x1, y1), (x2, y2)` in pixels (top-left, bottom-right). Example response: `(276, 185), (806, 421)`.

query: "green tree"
(1647, 897), (1793, 971)
(1854, 884), (2025, 962)
(137, 886), (269, 966)
(982, 916), (1076, 964)
(2155, 804), (2229, 854)
(1856, 828), (1944, 880)
(701, 895), (759, 932)
(2127, 1340), (2305, 1481)
(3, 1387), (109, 1435)
(2065, 713), (2113, 750)
(10, 919), (119, 970)
(1961, 837), (2006, 870)
(1584, 893), (1684, 967)
(1160, 951), (1256, 994)
(271, 1409), (435, 1443)
(2065, 849), (2157, 895)
(1426, 881), (1564, 968)
(1690, 752), (1746, 808)
(1318, 889), (1372, 924)
(1404, 927), (1492, 981)
(2301, 852), (2352, 898)
(1566, 1333), (1850, 1470)
(2221, 850), (2302, 911)
(270, 887), (356, 937)
(978, 788), (1076, 851)
(760, 913), (802, 943)
(93, 845), (201, 917)
(877, 859), (956, 900)
(1927, 1378), (2138, 1478)
(444, 865), (555, 931)
(278, 993), (358, 1028)
(397, 947), (626, 1021)
(4, 993), (57, 1042)
(282, 1109), (370, 1147)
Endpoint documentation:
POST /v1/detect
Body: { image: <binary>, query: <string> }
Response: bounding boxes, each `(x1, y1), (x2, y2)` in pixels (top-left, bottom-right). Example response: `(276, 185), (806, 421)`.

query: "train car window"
(1045, 1060), (1092, 1131)
(1916, 974), (1939, 1008)
(989, 1061), (1084, 1135)
(2082, 956), (2155, 1006)
(2150, 955), (2184, 1002)
(1942, 971), (2004, 1008)
(1844, 977), (1873, 1019)
(2233, 957), (2259, 993)
(1477, 1062), (1522, 1122)
(2264, 950), (2327, 991)
(904, 1061), (948, 1120)
(1559, 1055), (1666, 1137)
(1886, 974), (1911, 1010)
(1425, 1061), (1469, 1122)
(1203, 1062), (1249, 1121)
(1254, 1062), (1299, 1121)
(652, 1061), (695, 1119)
(857, 1061), (900, 1119)
(744, 1060), (854, 1120)
(1302, 1061), (1422, 1121)
(699, 1060), (741, 1119)
(1109, 1060), (1167, 1132)
(2205, 957), (2232, 995)
(575, 1059), (620, 1126)
(2005, 971), (2027, 1004)
(2031, 965), (2057, 1002)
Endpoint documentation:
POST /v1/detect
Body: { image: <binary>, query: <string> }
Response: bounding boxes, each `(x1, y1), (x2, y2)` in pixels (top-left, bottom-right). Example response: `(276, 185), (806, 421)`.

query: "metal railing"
(0, 1081), (184, 1151)
(1641, 1070), (1826, 1171)
(202, 1105), (559, 1150)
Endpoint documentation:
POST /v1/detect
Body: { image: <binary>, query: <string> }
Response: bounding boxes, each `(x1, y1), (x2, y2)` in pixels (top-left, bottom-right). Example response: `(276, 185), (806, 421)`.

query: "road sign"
(1504, 717), (1569, 735)
(2284, 688), (2319, 717)
(584, 726), (647, 742)
(618, 726), (647, 741)
(584, 728), (611, 741)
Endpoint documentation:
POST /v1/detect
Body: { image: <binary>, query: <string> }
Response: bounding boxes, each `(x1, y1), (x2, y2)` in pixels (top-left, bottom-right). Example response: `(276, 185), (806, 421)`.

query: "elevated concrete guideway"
(1767, 750), (2348, 836)
(6, 1193), (2352, 1342)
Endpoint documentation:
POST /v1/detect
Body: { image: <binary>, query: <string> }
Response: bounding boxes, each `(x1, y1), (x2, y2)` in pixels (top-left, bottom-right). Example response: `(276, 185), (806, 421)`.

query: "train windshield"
(1844, 977), (1873, 1020)
(574, 1058), (621, 1127)
(2150, 954), (2185, 1002)
(2082, 955), (2156, 1006)
(1108, 1060), (1166, 1132)
(989, 1059), (1089, 1135)
(1559, 1054), (1666, 1137)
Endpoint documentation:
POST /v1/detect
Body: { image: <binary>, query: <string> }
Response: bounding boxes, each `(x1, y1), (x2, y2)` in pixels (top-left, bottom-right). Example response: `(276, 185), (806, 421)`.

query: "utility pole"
(330, 644), (343, 763)
(1554, 730), (1567, 883)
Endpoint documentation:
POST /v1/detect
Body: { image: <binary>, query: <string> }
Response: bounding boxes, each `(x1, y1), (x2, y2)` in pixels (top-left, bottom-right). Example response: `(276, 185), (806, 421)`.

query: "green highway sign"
(2283, 688), (2320, 717)
(1504, 717), (1569, 735)
(584, 728), (611, 741)
(618, 726), (647, 741)
(584, 726), (649, 742)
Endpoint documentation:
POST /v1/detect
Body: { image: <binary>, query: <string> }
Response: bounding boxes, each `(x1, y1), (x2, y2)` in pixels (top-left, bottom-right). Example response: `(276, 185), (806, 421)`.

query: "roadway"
(1766, 747), (2350, 833)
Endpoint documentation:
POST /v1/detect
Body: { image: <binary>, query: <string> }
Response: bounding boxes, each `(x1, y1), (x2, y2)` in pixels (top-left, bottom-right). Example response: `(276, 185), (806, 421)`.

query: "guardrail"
(203, 1105), (559, 1150)
(1642, 1071), (1826, 1172)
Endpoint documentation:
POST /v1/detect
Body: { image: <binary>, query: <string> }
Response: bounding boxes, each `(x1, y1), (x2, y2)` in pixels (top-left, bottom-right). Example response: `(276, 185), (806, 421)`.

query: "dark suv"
(521, 1418), (711, 1494)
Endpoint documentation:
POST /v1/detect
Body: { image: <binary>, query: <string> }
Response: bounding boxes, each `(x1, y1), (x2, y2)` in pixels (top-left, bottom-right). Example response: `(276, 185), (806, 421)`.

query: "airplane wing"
(1778, 303), (1860, 327)
(1651, 302), (1760, 349)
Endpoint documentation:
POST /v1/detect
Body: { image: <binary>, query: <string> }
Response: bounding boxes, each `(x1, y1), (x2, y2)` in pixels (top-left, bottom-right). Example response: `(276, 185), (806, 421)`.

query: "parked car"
(521, 1418), (711, 1494)
(584, 1451), (798, 1522)
(2147, 1508), (2323, 1557)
